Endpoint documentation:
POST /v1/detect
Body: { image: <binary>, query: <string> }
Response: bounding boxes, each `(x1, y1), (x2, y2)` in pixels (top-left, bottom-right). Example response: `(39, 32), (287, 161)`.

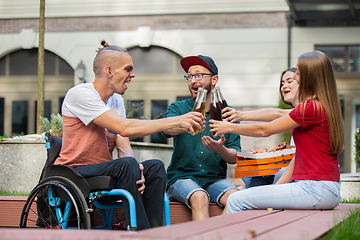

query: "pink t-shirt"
(55, 115), (112, 166)
(289, 100), (340, 182)
(54, 83), (125, 166)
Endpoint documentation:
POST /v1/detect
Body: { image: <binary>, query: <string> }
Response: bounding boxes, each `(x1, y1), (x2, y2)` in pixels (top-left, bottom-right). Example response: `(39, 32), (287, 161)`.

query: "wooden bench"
(0, 204), (358, 240)
(1, 196), (358, 240)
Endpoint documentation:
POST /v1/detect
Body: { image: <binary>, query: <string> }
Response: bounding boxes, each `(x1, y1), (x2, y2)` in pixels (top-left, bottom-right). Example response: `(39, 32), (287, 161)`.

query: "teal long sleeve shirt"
(164, 98), (241, 189)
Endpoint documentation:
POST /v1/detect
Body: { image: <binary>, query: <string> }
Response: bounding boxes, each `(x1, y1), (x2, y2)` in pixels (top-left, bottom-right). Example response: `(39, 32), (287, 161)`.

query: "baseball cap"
(180, 55), (218, 75)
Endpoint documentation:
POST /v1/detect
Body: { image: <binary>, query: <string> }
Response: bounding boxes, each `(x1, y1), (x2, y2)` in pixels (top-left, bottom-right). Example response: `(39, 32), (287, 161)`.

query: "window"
(0, 57), (5, 75)
(59, 58), (74, 75)
(338, 95), (345, 172)
(8, 49), (73, 76)
(315, 45), (360, 73)
(12, 101), (28, 135)
(0, 98), (4, 135)
(127, 100), (144, 142)
(349, 46), (360, 72)
(151, 100), (168, 144)
(353, 98), (360, 171)
(59, 97), (65, 114)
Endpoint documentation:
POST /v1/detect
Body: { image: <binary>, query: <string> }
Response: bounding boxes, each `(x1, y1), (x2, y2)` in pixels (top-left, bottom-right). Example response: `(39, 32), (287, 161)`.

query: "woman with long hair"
(210, 51), (344, 212)
(222, 67), (298, 188)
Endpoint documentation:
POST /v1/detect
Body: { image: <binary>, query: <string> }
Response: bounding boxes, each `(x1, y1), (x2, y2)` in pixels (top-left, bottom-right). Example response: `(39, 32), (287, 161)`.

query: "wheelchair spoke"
(20, 178), (90, 229)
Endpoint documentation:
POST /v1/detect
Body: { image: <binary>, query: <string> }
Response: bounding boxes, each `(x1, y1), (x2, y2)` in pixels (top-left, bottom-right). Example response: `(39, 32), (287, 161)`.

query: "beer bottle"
(215, 86), (228, 109)
(210, 89), (222, 122)
(215, 86), (228, 119)
(191, 87), (207, 133)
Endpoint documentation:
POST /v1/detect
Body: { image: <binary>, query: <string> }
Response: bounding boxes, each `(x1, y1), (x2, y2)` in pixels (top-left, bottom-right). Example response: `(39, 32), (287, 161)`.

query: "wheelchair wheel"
(20, 176), (91, 229)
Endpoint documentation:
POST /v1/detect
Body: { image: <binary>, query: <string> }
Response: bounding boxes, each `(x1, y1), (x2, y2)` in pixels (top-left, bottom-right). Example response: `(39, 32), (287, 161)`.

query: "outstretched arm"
(222, 107), (291, 123)
(210, 114), (299, 138)
(93, 109), (205, 138)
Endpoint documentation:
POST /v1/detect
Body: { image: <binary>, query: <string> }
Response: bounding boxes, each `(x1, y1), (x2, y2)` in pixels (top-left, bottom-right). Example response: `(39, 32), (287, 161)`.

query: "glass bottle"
(215, 86), (228, 109)
(191, 87), (207, 133)
(210, 89), (222, 122)
(215, 86), (228, 120)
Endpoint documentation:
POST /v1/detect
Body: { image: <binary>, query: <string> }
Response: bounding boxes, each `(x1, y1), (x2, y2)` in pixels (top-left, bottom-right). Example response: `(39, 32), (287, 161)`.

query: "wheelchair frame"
(19, 133), (171, 230)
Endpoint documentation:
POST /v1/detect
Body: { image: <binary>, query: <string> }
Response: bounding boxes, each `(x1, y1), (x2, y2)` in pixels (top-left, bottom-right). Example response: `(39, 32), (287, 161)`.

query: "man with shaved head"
(55, 41), (205, 230)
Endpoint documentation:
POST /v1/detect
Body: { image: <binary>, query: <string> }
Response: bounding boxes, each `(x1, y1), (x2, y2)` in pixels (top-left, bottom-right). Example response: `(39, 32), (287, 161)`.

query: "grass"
(340, 197), (360, 204)
(321, 197), (360, 240)
(0, 189), (29, 196)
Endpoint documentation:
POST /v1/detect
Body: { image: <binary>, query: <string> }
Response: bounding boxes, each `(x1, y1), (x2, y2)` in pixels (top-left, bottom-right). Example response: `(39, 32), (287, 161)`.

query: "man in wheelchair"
(40, 40), (205, 230)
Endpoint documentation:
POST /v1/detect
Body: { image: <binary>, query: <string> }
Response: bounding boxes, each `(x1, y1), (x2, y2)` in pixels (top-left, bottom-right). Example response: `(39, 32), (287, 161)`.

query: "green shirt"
(164, 98), (241, 188)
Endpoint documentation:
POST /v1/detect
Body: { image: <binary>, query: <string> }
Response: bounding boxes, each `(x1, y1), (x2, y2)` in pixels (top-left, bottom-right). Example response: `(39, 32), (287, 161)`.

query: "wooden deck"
(0, 200), (358, 240)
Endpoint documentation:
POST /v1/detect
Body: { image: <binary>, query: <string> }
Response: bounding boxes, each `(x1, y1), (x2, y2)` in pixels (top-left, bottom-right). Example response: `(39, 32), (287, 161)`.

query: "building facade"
(0, 0), (359, 172)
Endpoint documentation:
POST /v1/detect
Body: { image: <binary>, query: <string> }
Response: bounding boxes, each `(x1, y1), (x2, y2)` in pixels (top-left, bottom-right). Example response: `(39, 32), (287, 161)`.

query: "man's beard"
(190, 83), (211, 100)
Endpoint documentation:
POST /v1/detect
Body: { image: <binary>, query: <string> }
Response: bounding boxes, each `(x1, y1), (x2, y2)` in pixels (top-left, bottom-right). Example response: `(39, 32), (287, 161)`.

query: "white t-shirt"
(56, 83), (126, 166)
(62, 83), (126, 126)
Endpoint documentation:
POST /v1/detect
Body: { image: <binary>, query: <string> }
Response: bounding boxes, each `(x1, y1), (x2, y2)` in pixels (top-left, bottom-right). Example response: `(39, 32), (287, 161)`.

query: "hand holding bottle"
(222, 107), (242, 123)
(191, 87), (207, 134)
(183, 112), (206, 135)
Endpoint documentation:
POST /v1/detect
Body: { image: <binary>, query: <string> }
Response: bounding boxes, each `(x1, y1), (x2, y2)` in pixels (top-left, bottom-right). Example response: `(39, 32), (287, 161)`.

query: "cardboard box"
(235, 147), (295, 178)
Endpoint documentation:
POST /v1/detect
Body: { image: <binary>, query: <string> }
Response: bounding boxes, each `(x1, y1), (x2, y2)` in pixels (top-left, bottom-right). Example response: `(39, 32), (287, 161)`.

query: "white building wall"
(1, 26), (291, 107)
(0, 0), (288, 18)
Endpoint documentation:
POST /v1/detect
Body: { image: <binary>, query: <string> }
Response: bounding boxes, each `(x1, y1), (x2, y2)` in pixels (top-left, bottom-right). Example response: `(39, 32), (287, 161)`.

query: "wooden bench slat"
(139, 204), (359, 240)
(138, 210), (282, 239)
(255, 204), (359, 240)
(184, 210), (317, 240)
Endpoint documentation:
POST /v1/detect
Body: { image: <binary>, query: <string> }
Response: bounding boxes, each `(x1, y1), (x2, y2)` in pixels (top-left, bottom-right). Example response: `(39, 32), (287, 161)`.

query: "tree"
(37, 0), (45, 133)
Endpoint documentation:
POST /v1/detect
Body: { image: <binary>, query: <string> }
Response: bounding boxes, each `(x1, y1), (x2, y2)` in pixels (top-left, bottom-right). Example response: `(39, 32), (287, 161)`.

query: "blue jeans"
(73, 157), (166, 230)
(242, 167), (287, 188)
(227, 180), (341, 213)
(167, 178), (237, 208)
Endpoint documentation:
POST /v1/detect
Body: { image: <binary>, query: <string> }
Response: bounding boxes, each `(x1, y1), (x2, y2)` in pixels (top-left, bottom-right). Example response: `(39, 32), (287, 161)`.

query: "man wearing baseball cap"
(163, 55), (241, 220)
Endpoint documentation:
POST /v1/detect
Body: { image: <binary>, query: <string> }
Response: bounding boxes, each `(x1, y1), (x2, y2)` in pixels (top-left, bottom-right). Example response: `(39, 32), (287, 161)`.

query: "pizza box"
(235, 160), (290, 172)
(237, 147), (296, 159)
(235, 169), (280, 178)
(236, 147), (295, 167)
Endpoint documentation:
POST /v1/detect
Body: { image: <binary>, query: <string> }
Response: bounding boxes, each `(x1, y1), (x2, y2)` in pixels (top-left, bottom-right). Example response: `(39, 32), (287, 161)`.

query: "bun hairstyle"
(101, 40), (109, 47)
(96, 40), (127, 53)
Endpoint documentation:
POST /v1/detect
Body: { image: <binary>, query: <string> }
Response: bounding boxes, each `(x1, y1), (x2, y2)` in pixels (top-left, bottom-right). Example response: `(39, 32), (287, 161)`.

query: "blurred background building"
(0, 0), (359, 173)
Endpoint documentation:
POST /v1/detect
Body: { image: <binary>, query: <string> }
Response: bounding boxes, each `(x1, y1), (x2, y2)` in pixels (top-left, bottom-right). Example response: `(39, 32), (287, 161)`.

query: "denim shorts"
(167, 178), (237, 208)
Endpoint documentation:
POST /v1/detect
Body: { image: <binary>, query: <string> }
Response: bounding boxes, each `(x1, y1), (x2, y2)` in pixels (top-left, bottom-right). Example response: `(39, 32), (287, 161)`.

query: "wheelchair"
(19, 133), (171, 230)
